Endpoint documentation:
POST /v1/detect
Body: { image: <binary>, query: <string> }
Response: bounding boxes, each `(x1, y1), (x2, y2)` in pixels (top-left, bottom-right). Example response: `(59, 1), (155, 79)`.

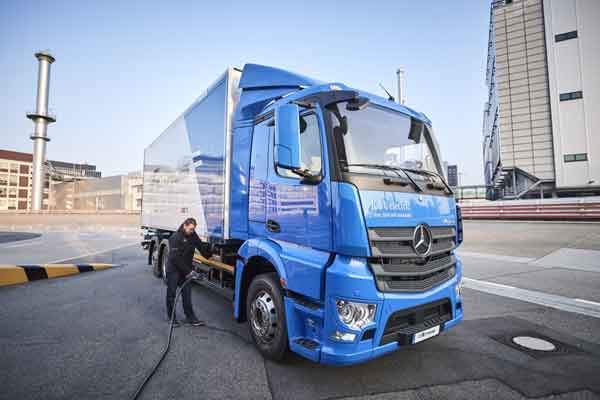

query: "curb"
(0, 264), (119, 287)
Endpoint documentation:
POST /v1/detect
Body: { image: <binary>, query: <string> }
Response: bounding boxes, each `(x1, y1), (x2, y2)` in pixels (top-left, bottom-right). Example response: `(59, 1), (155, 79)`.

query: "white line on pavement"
(463, 277), (600, 319)
(0, 237), (43, 249)
(575, 298), (600, 307)
(47, 242), (139, 264)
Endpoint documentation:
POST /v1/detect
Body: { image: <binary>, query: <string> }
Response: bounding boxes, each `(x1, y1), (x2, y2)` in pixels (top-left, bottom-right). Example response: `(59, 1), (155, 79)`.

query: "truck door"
(248, 120), (271, 237)
(266, 109), (332, 251)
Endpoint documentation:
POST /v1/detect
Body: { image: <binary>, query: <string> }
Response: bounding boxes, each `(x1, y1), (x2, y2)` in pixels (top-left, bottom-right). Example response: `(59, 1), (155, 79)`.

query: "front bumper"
(317, 254), (463, 365)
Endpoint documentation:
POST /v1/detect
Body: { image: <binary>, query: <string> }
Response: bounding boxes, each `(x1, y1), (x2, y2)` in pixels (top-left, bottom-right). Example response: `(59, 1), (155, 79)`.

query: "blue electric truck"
(141, 64), (463, 365)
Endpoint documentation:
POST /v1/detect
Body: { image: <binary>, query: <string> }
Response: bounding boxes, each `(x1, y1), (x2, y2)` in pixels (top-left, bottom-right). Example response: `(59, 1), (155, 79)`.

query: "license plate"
(413, 325), (440, 344)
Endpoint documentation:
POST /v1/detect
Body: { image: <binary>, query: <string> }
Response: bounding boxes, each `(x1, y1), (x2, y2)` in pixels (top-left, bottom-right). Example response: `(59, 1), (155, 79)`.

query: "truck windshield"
(328, 102), (441, 177)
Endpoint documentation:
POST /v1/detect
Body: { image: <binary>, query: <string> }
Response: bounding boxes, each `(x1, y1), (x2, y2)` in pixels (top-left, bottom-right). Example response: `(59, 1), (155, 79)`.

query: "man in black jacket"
(165, 218), (205, 327)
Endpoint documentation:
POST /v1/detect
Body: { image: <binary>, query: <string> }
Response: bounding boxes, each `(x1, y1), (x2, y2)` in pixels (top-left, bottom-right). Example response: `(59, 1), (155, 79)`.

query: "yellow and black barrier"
(0, 263), (119, 287)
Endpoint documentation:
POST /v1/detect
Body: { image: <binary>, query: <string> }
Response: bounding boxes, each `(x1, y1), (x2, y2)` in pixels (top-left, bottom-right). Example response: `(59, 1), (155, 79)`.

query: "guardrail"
(0, 210), (141, 215)
(459, 198), (600, 221)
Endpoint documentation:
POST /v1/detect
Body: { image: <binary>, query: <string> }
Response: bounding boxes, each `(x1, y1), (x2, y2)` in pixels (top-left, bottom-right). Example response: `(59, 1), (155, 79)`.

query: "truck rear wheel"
(246, 272), (288, 361)
(160, 242), (170, 285)
(151, 240), (161, 277)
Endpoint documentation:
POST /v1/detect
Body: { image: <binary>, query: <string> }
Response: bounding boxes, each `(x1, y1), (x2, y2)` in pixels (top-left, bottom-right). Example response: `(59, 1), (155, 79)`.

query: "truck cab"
(143, 64), (463, 365)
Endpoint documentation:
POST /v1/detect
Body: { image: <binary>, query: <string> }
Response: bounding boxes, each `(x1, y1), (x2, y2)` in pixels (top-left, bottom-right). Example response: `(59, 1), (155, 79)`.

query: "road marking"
(458, 251), (536, 264)
(47, 242), (138, 264)
(462, 277), (600, 319)
(575, 298), (600, 307)
(0, 237), (43, 248)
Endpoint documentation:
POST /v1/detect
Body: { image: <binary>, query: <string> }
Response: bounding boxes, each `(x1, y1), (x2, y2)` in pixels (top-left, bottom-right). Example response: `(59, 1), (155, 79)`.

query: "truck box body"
(142, 64), (463, 365)
(142, 69), (241, 238)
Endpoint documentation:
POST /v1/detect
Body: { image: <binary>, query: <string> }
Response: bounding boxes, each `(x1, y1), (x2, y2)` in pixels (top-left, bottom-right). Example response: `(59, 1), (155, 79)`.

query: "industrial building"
(482, 0), (600, 199)
(0, 149), (102, 211)
(50, 172), (142, 212)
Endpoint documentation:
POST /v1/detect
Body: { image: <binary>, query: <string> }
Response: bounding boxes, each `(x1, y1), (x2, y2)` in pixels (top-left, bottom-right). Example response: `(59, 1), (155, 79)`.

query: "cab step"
(291, 338), (321, 362)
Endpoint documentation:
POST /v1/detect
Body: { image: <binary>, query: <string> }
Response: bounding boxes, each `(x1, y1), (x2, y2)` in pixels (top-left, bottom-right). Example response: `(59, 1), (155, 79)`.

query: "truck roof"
(240, 64), (432, 126)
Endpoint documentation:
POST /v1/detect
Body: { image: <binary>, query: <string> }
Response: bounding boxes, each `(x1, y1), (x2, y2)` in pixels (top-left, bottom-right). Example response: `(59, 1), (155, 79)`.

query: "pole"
(27, 51), (56, 211)
(396, 68), (406, 105)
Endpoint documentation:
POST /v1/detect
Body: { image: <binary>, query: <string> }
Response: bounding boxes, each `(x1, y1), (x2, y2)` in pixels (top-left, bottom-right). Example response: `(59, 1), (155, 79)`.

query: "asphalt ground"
(0, 228), (138, 265)
(0, 231), (41, 244)
(1, 221), (600, 399)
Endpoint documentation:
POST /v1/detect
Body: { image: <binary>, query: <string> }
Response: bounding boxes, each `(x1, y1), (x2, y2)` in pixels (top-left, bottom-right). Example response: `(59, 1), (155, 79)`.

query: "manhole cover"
(512, 336), (556, 351)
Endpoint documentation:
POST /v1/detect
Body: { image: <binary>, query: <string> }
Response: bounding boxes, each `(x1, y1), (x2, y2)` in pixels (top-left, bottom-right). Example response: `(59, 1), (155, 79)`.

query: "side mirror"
(274, 104), (301, 170)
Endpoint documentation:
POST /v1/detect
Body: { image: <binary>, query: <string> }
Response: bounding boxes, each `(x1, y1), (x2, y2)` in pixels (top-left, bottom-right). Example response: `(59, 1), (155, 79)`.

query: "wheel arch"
(235, 239), (287, 322)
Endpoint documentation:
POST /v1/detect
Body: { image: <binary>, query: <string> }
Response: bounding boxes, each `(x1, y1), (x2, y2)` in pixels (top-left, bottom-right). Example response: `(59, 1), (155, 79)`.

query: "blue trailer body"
(143, 63), (463, 365)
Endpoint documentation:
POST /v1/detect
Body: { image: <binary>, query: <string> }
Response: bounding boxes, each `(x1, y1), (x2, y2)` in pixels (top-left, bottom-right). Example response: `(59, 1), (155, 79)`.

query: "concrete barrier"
(0, 264), (119, 287)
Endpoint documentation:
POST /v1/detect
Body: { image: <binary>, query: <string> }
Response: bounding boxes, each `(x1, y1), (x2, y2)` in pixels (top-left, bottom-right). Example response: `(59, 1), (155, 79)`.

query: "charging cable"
(131, 271), (203, 399)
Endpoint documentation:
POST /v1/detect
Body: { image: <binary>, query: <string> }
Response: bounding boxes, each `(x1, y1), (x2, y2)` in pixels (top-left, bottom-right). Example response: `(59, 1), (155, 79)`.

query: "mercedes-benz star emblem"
(412, 224), (432, 256)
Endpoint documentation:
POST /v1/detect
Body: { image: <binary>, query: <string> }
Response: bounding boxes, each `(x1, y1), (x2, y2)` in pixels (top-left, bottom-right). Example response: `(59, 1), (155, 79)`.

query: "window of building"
(559, 91), (583, 101)
(8, 187), (17, 198)
(0, 174), (7, 185)
(555, 31), (578, 42)
(7, 198), (16, 210)
(9, 175), (18, 186)
(275, 112), (323, 179)
(0, 161), (8, 172)
(0, 187), (6, 197)
(19, 164), (29, 174)
(564, 153), (588, 163)
(9, 163), (18, 173)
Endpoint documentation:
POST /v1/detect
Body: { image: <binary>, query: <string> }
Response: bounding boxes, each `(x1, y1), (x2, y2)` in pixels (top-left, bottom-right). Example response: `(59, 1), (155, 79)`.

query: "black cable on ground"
(131, 277), (194, 400)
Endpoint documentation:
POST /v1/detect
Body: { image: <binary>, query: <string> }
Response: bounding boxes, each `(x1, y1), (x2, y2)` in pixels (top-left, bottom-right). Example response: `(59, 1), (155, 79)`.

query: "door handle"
(266, 219), (281, 233)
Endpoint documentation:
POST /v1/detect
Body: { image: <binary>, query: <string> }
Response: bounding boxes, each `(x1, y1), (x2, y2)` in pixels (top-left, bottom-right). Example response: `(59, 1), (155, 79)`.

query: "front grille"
(383, 267), (455, 292)
(380, 298), (452, 345)
(368, 226), (457, 293)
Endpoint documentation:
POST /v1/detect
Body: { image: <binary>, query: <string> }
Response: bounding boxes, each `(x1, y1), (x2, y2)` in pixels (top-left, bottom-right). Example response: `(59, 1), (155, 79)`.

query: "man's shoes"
(183, 317), (205, 327)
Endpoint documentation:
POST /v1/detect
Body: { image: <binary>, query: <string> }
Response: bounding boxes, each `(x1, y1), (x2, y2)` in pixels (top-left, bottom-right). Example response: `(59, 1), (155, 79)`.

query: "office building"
(0, 149), (102, 210)
(483, 0), (600, 199)
(446, 164), (459, 187)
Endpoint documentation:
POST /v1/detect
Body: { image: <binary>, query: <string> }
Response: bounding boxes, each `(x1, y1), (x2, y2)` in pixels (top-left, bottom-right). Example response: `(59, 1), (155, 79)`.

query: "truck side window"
(276, 113), (322, 179)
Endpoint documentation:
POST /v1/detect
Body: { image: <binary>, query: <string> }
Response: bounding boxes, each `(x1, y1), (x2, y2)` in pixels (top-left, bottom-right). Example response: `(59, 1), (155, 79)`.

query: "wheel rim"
(250, 290), (278, 343)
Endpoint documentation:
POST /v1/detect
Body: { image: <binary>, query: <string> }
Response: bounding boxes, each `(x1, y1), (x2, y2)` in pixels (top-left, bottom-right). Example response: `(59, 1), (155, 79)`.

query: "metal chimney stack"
(27, 51), (56, 211)
(396, 68), (406, 105)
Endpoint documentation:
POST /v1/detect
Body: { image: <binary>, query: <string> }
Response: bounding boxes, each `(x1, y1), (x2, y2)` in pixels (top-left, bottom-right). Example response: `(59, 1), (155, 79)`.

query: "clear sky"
(0, 0), (490, 185)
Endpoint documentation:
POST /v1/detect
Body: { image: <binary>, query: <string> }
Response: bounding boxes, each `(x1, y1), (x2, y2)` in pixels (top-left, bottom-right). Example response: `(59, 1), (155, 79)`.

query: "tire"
(160, 241), (170, 285)
(246, 272), (288, 361)
(151, 240), (161, 277)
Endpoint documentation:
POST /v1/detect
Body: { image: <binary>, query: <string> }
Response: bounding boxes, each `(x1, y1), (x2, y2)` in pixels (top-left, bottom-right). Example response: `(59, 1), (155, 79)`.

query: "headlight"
(335, 300), (376, 330)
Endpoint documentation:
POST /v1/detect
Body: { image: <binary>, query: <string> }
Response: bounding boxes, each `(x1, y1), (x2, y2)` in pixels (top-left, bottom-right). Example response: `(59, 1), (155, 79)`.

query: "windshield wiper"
(401, 168), (453, 193)
(342, 163), (422, 192)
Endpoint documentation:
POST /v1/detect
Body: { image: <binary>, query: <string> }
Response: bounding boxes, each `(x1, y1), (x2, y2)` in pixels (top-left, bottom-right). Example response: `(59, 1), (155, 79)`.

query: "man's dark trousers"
(165, 263), (195, 320)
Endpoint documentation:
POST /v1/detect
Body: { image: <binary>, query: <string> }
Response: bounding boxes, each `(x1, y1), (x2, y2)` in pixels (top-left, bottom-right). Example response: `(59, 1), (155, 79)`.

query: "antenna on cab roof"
(378, 83), (395, 102)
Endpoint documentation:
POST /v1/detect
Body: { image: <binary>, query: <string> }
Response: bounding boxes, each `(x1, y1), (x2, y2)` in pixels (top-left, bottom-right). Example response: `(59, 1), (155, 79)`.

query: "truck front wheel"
(246, 272), (288, 361)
